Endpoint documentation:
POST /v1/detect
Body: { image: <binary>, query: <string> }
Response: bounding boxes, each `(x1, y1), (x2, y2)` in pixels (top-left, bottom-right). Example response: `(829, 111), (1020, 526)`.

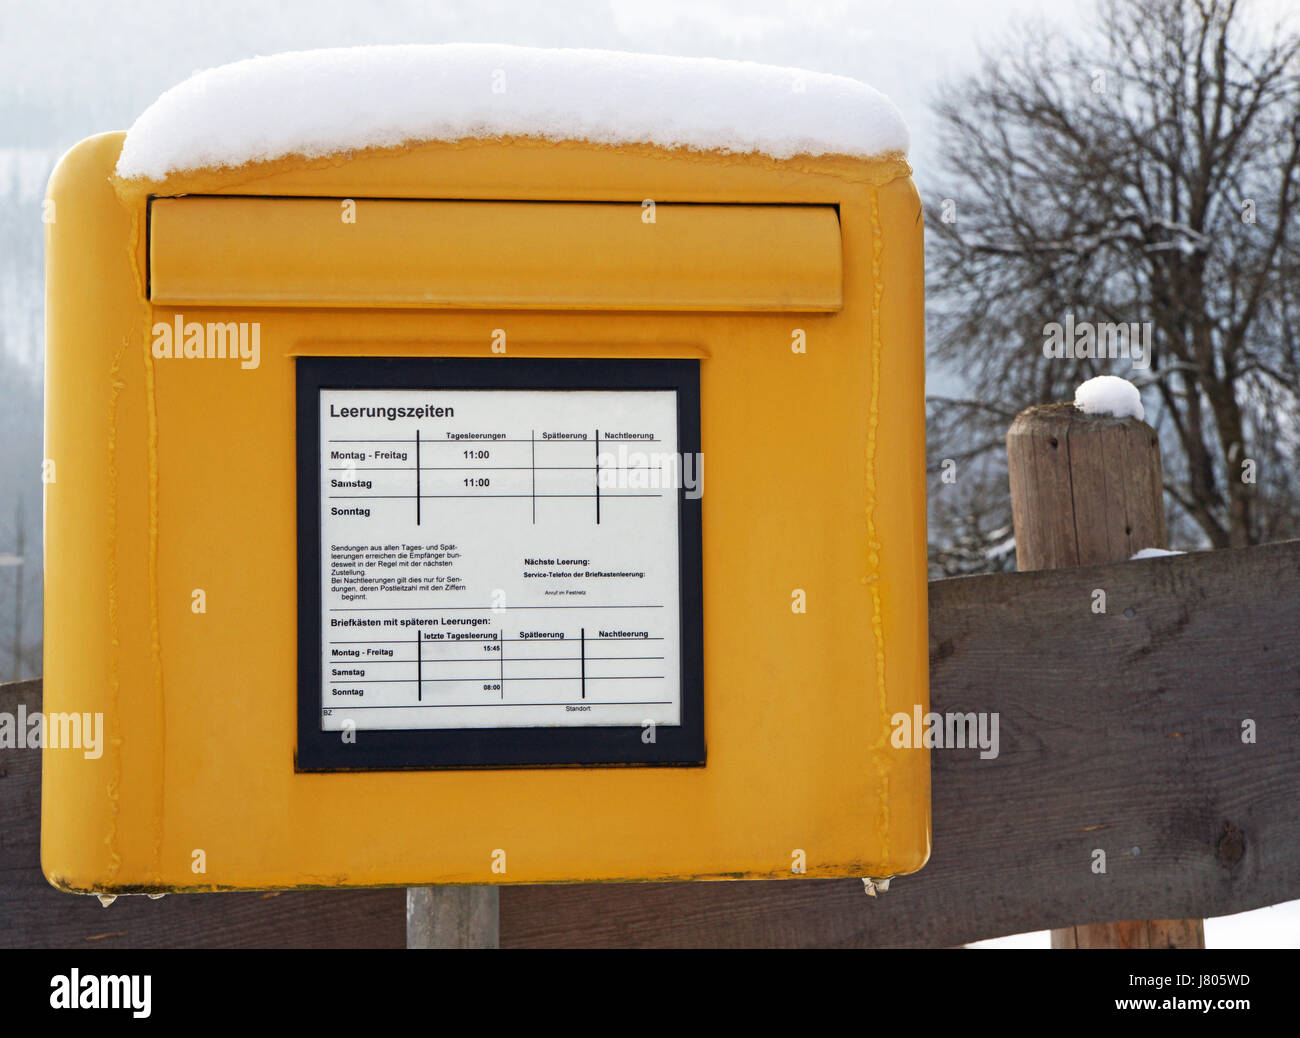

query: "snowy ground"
(970, 900), (1300, 949)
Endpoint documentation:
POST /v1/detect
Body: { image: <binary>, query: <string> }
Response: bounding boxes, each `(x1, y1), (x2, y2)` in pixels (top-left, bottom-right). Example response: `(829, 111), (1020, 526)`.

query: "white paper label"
(318, 388), (682, 731)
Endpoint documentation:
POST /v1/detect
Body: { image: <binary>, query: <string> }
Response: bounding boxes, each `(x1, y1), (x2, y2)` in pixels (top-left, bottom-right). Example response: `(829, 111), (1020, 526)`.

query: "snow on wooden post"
(1006, 391), (1204, 949)
(406, 886), (499, 949)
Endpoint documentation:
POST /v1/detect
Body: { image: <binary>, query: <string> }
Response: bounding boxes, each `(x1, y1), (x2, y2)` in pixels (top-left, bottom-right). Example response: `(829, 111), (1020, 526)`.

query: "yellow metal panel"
(43, 131), (929, 892)
(150, 197), (843, 311)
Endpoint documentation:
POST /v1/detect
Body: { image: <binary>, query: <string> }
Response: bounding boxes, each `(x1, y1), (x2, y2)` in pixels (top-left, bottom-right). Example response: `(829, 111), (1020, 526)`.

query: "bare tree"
(926, 400), (1018, 577)
(928, 0), (1300, 554)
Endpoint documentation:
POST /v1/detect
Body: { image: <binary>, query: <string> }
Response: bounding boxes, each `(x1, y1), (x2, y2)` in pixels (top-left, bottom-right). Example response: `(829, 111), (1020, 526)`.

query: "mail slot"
(150, 198), (844, 310)
(42, 45), (930, 894)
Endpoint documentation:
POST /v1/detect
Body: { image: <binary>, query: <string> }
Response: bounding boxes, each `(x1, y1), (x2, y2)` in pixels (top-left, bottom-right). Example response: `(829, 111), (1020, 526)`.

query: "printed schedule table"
(317, 387), (685, 732)
(326, 420), (669, 527)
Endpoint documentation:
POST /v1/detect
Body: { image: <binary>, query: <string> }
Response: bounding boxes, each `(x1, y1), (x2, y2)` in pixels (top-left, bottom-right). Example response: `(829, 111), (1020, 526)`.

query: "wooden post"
(406, 887), (499, 949)
(1006, 402), (1205, 950)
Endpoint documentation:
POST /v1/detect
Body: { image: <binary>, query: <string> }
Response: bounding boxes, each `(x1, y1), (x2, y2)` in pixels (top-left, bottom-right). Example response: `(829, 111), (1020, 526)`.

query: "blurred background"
(1, 0), (1296, 946)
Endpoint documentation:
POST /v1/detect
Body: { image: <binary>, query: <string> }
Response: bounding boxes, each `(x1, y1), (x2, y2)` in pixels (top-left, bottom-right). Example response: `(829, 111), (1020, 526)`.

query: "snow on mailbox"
(42, 44), (929, 894)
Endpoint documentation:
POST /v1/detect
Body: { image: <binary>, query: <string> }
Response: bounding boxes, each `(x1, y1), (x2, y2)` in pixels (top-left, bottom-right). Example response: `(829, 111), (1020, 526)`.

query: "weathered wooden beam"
(5, 540), (1298, 947)
(499, 540), (1300, 946)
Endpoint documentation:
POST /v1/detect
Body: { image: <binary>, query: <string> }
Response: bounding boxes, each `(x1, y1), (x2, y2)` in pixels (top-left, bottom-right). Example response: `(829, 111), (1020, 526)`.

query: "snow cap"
(1130, 547), (1185, 559)
(1074, 375), (1145, 421)
(115, 44), (911, 180)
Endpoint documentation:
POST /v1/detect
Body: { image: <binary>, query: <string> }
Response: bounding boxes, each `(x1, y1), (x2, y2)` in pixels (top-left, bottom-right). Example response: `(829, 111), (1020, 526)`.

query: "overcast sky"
(0, 0), (1096, 191)
(7, 0), (1292, 192)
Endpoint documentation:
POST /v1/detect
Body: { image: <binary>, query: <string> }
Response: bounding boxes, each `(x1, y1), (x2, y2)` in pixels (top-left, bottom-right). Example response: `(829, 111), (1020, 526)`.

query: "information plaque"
(295, 357), (704, 770)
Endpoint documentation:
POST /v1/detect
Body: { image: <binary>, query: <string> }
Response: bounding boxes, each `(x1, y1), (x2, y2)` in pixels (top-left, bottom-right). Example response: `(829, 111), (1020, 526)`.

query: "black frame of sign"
(295, 355), (704, 772)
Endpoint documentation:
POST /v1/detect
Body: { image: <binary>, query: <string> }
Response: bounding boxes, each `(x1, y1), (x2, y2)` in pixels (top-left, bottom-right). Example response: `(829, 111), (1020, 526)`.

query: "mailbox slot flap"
(148, 197), (842, 312)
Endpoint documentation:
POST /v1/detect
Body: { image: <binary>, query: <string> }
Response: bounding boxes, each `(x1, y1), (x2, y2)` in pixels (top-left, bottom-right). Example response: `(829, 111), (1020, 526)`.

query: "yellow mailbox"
(42, 45), (929, 893)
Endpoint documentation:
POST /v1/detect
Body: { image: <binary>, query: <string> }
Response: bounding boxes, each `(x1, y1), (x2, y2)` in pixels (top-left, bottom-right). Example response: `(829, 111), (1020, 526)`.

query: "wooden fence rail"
(4, 539), (1298, 947)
